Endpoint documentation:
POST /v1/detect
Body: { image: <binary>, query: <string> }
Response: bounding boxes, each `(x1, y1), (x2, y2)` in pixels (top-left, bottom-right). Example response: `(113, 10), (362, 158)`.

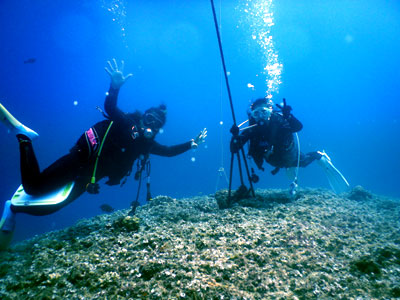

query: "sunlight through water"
(239, 0), (282, 99)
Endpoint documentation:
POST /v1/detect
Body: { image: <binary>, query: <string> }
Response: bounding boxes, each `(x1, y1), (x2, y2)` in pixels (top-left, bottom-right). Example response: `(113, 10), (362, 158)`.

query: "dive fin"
(317, 151), (350, 194)
(0, 103), (38, 140)
(0, 200), (16, 250)
(0, 182), (75, 250)
(11, 182), (75, 207)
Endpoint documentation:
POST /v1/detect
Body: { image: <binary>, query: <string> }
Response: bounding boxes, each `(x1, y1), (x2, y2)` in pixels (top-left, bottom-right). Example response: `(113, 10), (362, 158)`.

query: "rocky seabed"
(0, 186), (399, 299)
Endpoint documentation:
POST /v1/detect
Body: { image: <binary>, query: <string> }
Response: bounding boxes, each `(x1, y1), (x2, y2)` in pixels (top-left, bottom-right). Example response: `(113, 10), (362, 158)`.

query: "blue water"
(0, 0), (399, 243)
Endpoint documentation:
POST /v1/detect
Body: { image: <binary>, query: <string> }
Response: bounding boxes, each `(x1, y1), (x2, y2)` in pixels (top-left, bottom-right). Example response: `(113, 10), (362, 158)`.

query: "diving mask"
(251, 105), (272, 122)
(143, 112), (163, 130)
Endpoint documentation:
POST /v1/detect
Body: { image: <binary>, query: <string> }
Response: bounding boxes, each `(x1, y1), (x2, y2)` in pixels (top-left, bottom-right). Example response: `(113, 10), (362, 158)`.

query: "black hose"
(210, 0), (237, 125)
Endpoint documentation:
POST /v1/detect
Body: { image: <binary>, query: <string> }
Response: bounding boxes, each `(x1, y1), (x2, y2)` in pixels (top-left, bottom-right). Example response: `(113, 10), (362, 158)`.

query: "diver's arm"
(286, 114), (303, 132)
(230, 131), (250, 153)
(190, 128), (207, 149)
(275, 98), (303, 132)
(104, 86), (125, 120)
(150, 141), (192, 157)
(104, 59), (133, 120)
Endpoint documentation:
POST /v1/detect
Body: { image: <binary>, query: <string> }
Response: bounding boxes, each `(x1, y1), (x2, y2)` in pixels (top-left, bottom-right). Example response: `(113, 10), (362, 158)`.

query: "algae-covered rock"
(375, 246), (400, 265)
(215, 187), (295, 209)
(0, 263), (11, 278)
(392, 286), (400, 297)
(215, 186), (253, 209)
(1, 188), (400, 299)
(215, 189), (230, 209)
(139, 262), (164, 280)
(146, 195), (175, 207)
(113, 215), (140, 232)
(347, 185), (373, 202)
(350, 256), (381, 276)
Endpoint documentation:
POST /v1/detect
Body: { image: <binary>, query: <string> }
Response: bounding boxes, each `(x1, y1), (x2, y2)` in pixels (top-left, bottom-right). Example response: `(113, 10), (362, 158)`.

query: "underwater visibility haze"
(0, 0), (399, 256)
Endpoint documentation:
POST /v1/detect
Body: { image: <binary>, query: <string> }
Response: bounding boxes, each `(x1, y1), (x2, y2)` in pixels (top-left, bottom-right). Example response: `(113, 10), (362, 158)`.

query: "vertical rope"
(219, 0), (224, 171)
(215, 0), (229, 191)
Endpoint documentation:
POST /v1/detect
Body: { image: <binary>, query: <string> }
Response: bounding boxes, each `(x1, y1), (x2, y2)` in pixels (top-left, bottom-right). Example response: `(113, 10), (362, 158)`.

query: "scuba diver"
(0, 59), (207, 249)
(230, 97), (349, 195)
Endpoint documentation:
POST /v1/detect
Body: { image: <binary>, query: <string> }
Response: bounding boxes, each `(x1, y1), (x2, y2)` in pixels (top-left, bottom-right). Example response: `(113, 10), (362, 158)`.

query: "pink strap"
(86, 128), (97, 147)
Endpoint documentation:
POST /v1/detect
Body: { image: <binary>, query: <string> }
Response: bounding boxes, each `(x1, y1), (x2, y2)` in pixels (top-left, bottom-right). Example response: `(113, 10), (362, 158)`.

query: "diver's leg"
(266, 144), (299, 169)
(0, 134), (39, 249)
(17, 135), (41, 194)
(11, 150), (88, 216)
(298, 151), (323, 167)
(18, 134), (85, 195)
(38, 152), (85, 194)
(0, 103), (38, 140)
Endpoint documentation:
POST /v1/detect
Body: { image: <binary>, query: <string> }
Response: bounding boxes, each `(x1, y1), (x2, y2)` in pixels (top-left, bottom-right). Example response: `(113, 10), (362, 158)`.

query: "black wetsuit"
(233, 112), (321, 174)
(14, 86), (192, 215)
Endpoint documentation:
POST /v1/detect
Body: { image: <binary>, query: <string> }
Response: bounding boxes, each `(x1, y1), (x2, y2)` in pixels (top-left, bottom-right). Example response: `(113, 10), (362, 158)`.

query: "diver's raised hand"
(275, 98), (292, 119)
(191, 128), (207, 149)
(105, 59), (133, 89)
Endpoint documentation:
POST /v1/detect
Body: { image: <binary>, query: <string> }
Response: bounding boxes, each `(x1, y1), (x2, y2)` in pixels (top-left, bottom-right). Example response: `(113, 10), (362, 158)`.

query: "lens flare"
(239, 0), (282, 99)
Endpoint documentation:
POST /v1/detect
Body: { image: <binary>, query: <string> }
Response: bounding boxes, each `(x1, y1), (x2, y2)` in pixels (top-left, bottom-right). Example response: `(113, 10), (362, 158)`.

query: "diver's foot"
(0, 201), (16, 233)
(17, 134), (32, 144)
(0, 103), (39, 140)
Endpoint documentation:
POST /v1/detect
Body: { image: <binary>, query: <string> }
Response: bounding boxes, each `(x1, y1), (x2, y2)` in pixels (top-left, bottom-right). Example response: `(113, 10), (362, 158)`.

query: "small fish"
(24, 58), (36, 64)
(100, 204), (115, 213)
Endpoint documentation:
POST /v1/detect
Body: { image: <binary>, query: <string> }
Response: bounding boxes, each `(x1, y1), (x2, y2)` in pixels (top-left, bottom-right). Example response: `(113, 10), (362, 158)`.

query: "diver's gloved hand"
(191, 128), (207, 149)
(275, 98), (292, 119)
(105, 59), (133, 89)
(230, 124), (239, 136)
(86, 182), (100, 194)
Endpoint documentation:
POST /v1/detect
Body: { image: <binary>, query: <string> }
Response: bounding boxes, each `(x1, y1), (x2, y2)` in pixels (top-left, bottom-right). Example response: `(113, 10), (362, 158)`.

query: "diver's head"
(249, 98), (273, 124)
(142, 104), (167, 139)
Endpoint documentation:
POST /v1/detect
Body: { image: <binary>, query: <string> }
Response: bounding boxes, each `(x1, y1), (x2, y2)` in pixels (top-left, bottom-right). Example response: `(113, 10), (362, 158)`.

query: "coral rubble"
(0, 187), (399, 299)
